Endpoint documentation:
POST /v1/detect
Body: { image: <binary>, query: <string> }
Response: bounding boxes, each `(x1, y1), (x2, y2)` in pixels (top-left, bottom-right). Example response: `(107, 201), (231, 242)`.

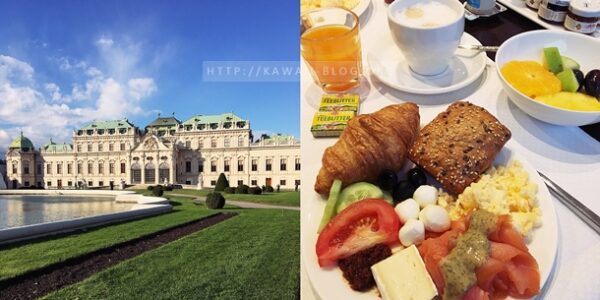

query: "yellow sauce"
(439, 210), (497, 300)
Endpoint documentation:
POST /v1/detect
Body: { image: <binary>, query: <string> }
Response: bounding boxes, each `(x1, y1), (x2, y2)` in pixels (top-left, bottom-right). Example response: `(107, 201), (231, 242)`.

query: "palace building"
(3, 113), (300, 190)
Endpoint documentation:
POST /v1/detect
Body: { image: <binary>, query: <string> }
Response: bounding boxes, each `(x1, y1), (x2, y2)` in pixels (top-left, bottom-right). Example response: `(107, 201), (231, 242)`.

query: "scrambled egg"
(301, 0), (360, 14)
(437, 160), (542, 238)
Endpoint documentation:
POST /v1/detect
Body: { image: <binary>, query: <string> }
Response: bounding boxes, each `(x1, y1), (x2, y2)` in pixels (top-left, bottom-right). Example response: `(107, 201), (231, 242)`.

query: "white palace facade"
(3, 113), (300, 190)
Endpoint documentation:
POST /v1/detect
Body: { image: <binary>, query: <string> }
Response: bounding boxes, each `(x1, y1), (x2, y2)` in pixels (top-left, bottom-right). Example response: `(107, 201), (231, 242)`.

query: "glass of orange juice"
(301, 8), (362, 93)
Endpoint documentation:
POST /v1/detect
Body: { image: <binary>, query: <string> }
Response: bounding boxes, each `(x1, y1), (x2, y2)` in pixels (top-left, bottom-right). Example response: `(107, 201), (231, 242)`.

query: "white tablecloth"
(300, 1), (600, 299)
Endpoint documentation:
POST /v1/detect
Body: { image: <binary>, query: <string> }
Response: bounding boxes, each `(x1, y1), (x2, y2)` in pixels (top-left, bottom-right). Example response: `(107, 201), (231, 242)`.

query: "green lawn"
(162, 188), (300, 206)
(44, 209), (300, 300)
(0, 196), (216, 281)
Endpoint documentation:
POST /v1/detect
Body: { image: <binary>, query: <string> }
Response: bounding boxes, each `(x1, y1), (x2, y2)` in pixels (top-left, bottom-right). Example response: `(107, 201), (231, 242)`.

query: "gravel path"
(168, 193), (300, 211)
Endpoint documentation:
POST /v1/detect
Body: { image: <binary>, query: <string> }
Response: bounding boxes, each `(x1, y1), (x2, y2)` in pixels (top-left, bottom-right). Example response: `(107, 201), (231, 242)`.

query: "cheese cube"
(371, 245), (438, 300)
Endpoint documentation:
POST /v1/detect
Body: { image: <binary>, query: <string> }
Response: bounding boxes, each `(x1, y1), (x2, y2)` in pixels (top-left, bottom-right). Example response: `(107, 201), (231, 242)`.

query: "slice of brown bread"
(408, 101), (511, 195)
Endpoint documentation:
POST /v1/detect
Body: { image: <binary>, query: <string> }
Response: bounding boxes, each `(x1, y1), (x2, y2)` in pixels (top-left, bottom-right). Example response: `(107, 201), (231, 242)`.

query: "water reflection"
(0, 195), (135, 229)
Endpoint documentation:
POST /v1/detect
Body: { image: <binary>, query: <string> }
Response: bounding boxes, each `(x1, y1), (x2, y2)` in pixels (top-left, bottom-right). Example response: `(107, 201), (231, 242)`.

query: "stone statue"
(197, 172), (203, 190)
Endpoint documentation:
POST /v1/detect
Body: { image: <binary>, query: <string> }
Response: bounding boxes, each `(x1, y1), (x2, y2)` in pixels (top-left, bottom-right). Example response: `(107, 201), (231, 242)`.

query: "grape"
(377, 169), (398, 191)
(584, 69), (600, 99)
(572, 69), (585, 92)
(393, 180), (415, 204)
(407, 167), (427, 187)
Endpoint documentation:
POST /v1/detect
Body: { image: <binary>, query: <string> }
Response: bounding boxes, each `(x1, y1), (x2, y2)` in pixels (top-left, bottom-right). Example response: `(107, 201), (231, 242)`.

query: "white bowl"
(495, 30), (600, 126)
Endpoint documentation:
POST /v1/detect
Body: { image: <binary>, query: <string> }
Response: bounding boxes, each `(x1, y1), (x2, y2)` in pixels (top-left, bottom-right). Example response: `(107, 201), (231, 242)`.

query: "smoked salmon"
(418, 214), (540, 299)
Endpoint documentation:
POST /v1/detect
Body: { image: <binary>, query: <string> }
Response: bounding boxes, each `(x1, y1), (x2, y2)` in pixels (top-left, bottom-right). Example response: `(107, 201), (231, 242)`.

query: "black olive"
(572, 69), (585, 92)
(392, 180), (415, 204)
(377, 169), (398, 191)
(584, 69), (600, 99)
(407, 167), (427, 187)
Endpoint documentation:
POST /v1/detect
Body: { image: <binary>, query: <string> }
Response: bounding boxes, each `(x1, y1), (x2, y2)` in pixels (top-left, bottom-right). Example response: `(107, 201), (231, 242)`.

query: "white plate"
(301, 142), (558, 300)
(367, 33), (488, 95)
(497, 0), (600, 38)
(353, 0), (371, 17)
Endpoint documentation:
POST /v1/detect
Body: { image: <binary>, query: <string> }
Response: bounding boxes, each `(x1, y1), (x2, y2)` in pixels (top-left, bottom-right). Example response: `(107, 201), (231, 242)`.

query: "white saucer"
(368, 33), (487, 95)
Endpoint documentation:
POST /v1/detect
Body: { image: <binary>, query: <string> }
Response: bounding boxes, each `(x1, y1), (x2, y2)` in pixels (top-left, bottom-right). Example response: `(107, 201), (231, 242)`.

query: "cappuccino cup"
(387, 0), (465, 76)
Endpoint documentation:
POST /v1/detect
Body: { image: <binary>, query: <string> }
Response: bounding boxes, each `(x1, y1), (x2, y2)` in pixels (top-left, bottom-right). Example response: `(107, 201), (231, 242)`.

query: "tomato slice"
(316, 198), (400, 267)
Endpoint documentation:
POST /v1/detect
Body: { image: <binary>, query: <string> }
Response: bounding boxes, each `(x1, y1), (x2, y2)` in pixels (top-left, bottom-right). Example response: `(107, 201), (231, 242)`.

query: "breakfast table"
(300, 1), (600, 299)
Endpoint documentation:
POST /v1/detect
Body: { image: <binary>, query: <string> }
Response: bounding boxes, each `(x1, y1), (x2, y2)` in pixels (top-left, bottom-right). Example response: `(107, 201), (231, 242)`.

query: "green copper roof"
(9, 132), (34, 150)
(79, 119), (134, 130)
(256, 134), (299, 145)
(146, 116), (181, 128)
(182, 113), (246, 125)
(42, 139), (73, 152)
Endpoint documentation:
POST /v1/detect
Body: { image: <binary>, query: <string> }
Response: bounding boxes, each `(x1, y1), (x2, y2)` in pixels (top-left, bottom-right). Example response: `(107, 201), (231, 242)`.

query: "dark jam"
(538, 0), (570, 24)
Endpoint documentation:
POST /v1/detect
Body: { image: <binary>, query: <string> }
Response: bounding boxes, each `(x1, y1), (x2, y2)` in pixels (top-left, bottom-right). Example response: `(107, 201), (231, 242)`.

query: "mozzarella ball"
(394, 198), (420, 223)
(419, 205), (451, 233)
(413, 185), (438, 208)
(399, 219), (425, 247)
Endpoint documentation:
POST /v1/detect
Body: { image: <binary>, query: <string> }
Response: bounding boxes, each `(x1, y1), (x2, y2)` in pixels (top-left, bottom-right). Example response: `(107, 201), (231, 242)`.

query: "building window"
(68, 181), (73, 187)
(251, 159), (258, 171)
(24, 165), (29, 175)
(12, 163), (17, 174)
(67, 163), (72, 174)
(251, 180), (257, 186)
(120, 143), (126, 151)
(57, 164), (62, 174)
(238, 136), (244, 147)
(88, 181), (93, 187)
(280, 179), (286, 186)
(24, 181), (30, 187)
(211, 138), (217, 148)
(266, 159), (272, 171)
(121, 162), (126, 174)
(224, 137), (230, 148)
(185, 140), (191, 148)
(237, 180), (243, 186)
(87, 144), (92, 152)
(46, 164), (52, 174)
(211, 161), (217, 173)
(109, 163), (115, 174)
(87, 162), (93, 174)
(185, 161), (192, 173)
(77, 144), (82, 152)
(98, 143), (103, 152)
(98, 163), (104, 174)
(109, 143), (114, 151)
(224, 159), (230, 172)
(47, 181), (52, 187)
(280, 158), (287, 171)
(99, 181), (104, 186)
(37, 164), (42, 175)
(237, 158), (244, 172)
(295, 179), (301, 187)
(210, 180), (216, 186)
(77, 163), (82, 174)
(198, 139), (203, 149)
(198, 162), (204, 173)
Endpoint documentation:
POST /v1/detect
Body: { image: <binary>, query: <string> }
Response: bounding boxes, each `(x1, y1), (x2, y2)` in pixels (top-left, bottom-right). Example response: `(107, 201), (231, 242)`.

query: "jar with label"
(538, 0), (570, 23)
(526, 0), (543, 10)
(564, 0), (600, 34)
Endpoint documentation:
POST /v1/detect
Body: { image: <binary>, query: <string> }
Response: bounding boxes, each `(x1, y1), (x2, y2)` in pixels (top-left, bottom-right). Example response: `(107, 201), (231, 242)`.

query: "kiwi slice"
(557, 69), (579, 92)
(336, 182), (384, 214)
(562, 55), (580, 70)
(318, 179), (343, 233)
(544, 47), (563, 74)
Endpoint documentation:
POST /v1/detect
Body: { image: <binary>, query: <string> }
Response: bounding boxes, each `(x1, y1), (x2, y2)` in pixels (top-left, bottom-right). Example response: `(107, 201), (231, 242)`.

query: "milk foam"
(395, 1), (458, 28)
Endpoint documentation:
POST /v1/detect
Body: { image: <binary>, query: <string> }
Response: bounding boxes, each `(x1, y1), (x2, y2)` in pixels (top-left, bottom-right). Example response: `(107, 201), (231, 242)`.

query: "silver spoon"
(458, 44), (499, 52)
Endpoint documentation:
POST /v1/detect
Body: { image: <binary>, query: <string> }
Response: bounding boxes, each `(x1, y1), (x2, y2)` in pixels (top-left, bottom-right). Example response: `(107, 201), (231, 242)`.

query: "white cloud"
(0, 55), (34, 82)
(96, 37), (114, 47)
(44, 83), (62, 101)
(128, 78), (156, 100)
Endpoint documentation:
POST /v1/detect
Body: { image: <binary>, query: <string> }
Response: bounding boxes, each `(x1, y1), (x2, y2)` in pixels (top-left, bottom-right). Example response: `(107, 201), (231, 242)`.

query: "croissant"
(314, 103), (420, 194)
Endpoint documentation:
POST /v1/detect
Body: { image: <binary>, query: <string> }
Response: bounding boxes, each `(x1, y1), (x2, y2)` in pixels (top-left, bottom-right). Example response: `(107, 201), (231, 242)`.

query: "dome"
(9, 132), (35, 151)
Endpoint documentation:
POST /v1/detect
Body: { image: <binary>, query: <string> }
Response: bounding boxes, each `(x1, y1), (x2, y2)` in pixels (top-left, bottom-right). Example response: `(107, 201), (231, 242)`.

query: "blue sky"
(0, 0), (299, 150)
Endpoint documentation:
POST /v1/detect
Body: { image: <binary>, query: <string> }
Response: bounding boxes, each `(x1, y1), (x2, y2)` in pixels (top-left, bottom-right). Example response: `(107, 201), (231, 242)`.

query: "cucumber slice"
(318, 179), (342, 233)
(336, 182), (384, 214)
(557, 69), (579, 92)
(382, 191), (394, 206)
(544, 47), (563, 74)
(561, 55), (580, 70)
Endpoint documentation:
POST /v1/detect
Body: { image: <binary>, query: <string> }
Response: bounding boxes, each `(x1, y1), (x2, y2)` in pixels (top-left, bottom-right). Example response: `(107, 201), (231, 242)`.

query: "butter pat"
(318, 94), (360, 113)
(371, 245), (438, 300)
(310, 111), (355, 137)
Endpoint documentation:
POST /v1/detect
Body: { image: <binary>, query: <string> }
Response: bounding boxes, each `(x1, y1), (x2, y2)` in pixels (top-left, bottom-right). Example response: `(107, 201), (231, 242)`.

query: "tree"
(214, 173), (229, 191)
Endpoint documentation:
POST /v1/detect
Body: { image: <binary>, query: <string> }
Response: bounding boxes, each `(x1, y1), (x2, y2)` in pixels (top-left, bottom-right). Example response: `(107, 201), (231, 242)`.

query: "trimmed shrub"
(264, 185), (274, 193)
(249, 186), (262, 195)
(206, 192), (225, 209)
(235, 184), (250, 194)
(147, 185), (154, 191)
(214, 173), (229, 191)
(164, 185), (173, 192)
(224, 186), (235, 194)
(152, 185), (164, 197)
